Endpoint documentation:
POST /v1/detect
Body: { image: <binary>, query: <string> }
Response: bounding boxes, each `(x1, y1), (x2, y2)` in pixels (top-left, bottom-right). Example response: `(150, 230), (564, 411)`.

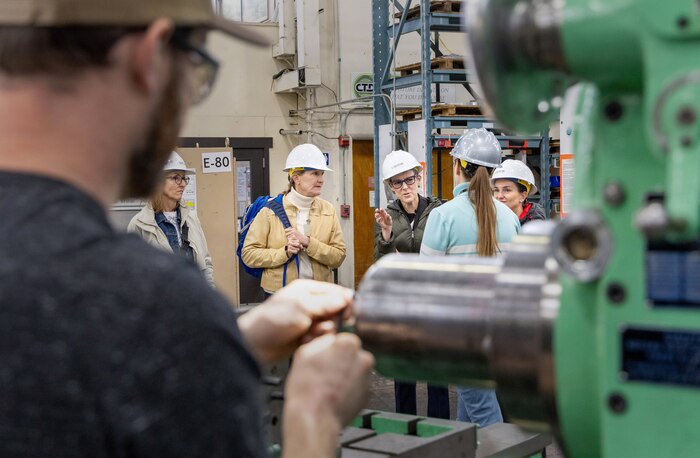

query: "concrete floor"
(367, 371), (565, 457)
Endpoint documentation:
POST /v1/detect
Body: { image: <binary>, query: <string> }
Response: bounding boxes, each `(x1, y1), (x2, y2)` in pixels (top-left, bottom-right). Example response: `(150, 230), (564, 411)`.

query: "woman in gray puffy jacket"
(374, 149), (447, 419)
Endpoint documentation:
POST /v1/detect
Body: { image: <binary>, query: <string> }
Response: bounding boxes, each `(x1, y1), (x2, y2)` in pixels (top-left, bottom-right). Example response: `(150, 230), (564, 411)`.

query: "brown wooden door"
(432, 149), (454, 201)
(352, 140), (376, 289)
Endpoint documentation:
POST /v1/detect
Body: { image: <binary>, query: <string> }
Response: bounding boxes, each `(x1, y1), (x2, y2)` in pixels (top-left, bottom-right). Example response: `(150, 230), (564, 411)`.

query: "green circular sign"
(353, 74), (374, 98)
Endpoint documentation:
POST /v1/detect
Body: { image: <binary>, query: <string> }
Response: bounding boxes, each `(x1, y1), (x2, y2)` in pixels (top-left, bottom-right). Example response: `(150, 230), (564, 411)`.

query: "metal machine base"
(341, 410), (550, 458)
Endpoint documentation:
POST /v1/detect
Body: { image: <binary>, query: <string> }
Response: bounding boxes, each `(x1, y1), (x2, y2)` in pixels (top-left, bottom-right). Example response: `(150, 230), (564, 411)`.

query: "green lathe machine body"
(354, 1), (700, 456)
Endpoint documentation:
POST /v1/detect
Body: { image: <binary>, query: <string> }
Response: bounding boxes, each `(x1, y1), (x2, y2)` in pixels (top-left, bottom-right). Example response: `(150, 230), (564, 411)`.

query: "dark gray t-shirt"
(0, 172), (266, 457)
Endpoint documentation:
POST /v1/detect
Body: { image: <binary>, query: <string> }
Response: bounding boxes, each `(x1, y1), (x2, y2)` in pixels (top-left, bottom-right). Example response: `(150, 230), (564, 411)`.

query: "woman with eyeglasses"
(128, 151), (215, 287)
(374, 150), (448, 419)
(420, 129), (520, 427)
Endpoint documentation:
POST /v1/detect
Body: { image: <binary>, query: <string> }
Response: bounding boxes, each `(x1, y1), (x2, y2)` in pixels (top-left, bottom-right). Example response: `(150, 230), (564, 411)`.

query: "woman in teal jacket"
(421, 128), (520, 426)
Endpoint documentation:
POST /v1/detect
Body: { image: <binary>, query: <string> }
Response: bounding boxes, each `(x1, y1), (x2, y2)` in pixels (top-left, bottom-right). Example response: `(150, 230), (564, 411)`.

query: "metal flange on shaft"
(490, 222), (560, 432)
(354, 222), (560, 431)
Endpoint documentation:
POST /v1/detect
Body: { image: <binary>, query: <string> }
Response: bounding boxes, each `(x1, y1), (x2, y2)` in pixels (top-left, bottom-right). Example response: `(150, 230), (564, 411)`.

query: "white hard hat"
(283, 143), (332, 172)
(450, 128), (502, 168)
(382, 150), (422, 181)
(492, 159), (538, 195)
(164, 151), (194, 175)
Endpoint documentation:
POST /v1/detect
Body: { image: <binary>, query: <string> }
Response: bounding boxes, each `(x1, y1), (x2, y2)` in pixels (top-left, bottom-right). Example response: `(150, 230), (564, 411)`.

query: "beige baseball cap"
(0, 0), (269, 46)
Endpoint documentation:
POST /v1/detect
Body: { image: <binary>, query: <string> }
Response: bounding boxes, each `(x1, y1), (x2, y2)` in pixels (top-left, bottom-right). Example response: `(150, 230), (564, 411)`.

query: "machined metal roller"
(354, 221), (560, 431)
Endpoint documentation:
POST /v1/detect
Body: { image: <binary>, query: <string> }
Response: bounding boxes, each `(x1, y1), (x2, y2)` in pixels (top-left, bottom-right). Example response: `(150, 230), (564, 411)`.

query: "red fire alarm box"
(338, 136), (351, 147)
(340, 204), (351, 218)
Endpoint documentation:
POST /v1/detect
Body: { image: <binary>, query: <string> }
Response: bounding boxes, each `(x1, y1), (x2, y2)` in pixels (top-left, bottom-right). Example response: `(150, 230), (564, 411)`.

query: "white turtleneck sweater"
(286, 188), (314, 280)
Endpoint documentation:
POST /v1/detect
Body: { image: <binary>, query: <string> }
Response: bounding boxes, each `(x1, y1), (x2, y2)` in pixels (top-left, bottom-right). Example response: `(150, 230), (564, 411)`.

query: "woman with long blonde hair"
(420, 128), (520, 426)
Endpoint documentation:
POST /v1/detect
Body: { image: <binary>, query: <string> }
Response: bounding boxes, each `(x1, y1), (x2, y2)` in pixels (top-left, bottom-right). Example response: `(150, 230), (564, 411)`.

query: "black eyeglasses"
(389, 175), (418, 189)
(170, 29), (220, 105)
(167, 175), (191, 186)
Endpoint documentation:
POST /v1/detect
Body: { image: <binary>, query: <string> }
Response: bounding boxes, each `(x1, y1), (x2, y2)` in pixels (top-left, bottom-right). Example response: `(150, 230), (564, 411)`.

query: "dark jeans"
(394, 381), (450, 419)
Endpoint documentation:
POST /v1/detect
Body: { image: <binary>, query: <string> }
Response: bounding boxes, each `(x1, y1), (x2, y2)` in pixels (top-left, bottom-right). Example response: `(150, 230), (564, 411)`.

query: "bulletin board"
(177, 147), (239, 306)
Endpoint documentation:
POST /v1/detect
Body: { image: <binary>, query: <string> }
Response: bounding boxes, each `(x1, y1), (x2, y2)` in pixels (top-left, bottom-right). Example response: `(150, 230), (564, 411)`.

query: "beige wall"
(182, 24), (298, 195)
(181, 6), (474, 289)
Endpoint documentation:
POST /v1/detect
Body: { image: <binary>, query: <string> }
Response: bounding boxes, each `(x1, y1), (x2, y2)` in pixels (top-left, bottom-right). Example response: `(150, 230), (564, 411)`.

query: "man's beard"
(120, 66), (185, 199)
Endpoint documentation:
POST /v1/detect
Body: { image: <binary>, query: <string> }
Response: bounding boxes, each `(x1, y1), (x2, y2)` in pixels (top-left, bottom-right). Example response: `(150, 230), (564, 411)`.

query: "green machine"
(354, 0), (700, 456)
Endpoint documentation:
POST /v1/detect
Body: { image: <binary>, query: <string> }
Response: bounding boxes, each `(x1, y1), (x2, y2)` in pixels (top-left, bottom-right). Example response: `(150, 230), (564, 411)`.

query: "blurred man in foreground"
(0, 1), (372, 456)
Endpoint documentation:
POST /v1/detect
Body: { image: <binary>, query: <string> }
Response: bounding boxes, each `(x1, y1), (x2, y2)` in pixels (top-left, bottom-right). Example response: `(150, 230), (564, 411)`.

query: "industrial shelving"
(371, 0), (555, 215)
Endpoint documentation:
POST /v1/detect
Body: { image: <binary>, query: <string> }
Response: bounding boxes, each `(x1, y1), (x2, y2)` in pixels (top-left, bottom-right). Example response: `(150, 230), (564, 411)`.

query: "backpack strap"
(282, 256), (300, 287)
(238, 218), (256, 236)
(265, 194), (300, 287)
(265, 195), (291, 228)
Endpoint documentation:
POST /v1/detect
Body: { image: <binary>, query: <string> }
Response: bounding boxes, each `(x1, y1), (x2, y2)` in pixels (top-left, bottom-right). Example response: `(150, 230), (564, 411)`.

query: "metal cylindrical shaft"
(354, 223), (560, 431)
(355, 255), (501, 387)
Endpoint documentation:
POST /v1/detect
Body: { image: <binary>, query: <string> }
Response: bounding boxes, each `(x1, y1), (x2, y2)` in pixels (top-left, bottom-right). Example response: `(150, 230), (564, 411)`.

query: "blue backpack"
(237, 194), (300, 285)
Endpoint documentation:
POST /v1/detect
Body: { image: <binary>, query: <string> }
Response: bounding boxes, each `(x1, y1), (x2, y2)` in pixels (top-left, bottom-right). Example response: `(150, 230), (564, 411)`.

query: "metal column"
(372, 0), (391, 208)
(538, 130), (551, 216)
(421, 0), (434, 196)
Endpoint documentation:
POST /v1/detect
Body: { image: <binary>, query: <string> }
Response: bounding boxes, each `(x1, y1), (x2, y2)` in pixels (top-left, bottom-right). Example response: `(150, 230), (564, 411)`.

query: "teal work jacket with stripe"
(420, 182), (520, 257)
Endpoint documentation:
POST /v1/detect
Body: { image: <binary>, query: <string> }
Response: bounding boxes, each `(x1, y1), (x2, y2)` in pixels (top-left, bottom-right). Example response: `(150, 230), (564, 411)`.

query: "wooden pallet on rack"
(397, 103), (482, 121)
(394, 0), (461, 19)
(549, 139), (561, 154)
(395, 55), (465, 76)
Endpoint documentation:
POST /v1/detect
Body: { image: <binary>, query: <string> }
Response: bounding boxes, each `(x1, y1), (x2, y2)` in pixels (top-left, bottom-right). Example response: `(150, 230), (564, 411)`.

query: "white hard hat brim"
(163, 167), (195, 175)
(283, 165), (333, 172)
(384, 164), (423, 182)
(492, 176), (538, 196)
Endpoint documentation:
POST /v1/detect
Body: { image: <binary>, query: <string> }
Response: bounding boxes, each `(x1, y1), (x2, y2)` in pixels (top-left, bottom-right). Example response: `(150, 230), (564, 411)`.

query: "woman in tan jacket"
(241, 144), (346, 295)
